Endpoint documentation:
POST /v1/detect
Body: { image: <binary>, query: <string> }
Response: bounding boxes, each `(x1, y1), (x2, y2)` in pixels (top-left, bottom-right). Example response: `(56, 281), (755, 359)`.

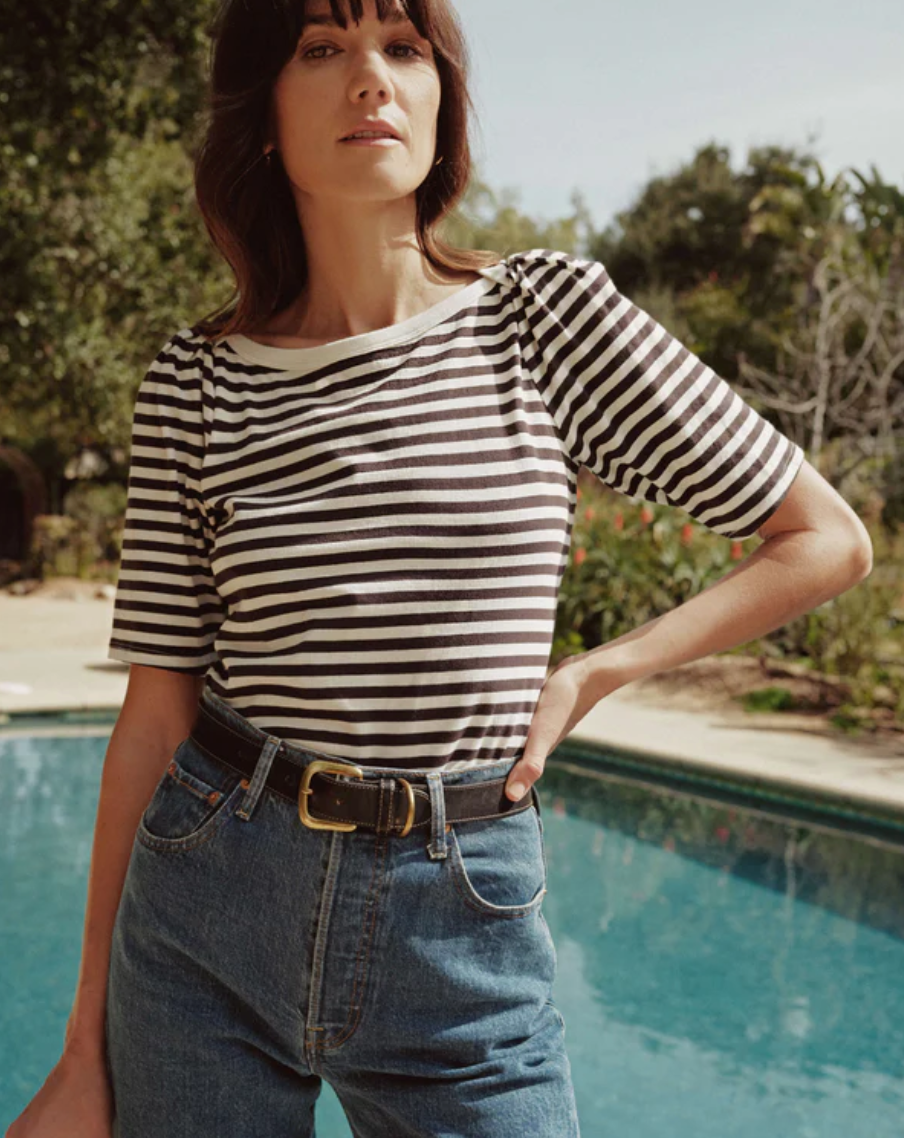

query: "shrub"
(63, 482), (127, 562)
(29, 515), (91, 578)
(28, 482), (127, 580)
(768, 521), (904, 719)
(553, 479), (743, 662)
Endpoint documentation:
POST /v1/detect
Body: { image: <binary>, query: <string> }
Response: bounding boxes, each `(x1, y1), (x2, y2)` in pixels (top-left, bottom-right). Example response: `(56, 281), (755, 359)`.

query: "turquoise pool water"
(2, 726), (903, 1136)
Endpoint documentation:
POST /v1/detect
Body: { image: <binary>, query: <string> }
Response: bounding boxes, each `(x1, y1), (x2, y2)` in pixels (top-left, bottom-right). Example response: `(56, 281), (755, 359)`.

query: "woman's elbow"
(847, 526), (873, 582)
(821, 514), (873, 589)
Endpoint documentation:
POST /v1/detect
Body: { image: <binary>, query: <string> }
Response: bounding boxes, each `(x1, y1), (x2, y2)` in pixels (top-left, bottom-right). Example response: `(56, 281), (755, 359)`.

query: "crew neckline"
(223, 260), (511, 371)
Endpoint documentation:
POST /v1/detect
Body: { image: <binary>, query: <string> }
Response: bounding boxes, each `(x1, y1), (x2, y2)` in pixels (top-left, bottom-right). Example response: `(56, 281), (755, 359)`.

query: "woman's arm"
(576, 457), (872, 698)
(63, 664), (205, 1059)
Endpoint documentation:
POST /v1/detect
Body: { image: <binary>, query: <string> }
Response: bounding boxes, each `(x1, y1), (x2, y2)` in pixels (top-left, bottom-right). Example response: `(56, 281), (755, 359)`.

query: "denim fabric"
(105, 688), (580, 1137)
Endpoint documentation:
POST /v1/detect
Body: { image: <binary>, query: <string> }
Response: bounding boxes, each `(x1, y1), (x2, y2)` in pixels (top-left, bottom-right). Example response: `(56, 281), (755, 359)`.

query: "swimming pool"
(2, 722), (903, 1136)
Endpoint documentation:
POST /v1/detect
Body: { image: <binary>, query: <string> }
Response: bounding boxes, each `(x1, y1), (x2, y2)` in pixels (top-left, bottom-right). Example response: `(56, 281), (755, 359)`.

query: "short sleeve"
(509, 248), (805, 540)
(108, 329), (226, 673)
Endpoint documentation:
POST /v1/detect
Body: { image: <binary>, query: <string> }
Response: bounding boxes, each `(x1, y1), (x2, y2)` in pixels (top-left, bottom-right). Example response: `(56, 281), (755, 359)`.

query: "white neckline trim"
(223, 262), (510, 372)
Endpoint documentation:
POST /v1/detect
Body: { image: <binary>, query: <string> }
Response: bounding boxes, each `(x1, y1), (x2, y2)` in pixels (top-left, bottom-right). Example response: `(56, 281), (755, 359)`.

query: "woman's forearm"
(62, 668), (204, 1061)
(577, 524), (873, 699)
(62, 725), (175, 1060)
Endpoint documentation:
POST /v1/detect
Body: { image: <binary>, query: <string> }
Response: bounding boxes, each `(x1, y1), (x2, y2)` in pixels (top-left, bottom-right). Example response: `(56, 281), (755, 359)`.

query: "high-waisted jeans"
(105, 687), (580, 1137)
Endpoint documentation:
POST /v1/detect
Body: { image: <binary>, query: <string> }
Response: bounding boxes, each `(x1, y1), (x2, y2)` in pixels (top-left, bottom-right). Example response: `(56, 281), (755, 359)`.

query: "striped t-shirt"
(108, 247), (805, 770)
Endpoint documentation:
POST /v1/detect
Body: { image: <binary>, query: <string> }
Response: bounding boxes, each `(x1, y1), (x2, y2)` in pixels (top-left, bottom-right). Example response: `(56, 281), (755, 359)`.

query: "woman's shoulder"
(147, 324), (212, 368)
(136, 325), (219, 414)
(487, 247), (599, 294)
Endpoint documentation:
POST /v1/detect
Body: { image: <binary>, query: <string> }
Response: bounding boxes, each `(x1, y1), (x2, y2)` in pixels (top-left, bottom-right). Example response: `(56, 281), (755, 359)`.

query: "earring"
(265, 150), (274, 166)
(433, 154), (444, 167)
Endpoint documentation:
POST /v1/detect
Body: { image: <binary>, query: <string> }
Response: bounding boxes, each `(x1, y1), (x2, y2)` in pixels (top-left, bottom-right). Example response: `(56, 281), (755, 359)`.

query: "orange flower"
(583, 507), (594, 523)
(574, 547), (587, 566)
(680, 522), (694, 545)
(730, 540), (744, 561)
(640, 505), (654, 526)
(576, 486), (582, 502)
(613, 512), (624, 532)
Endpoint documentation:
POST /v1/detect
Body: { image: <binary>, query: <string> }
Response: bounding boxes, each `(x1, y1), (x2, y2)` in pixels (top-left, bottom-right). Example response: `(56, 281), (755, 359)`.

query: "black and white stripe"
(108, 248), (804, 769)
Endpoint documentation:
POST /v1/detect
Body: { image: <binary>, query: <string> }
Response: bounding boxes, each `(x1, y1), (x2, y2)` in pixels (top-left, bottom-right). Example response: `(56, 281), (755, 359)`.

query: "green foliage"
(879, 448), (904, 530)
(63, 481), (128, 560)
(0, 0), (221, 483)
(741, 687), (798, 712)
(2, 0), (215, 162)
(28, 482), (126, 580)
(590, 141), (904, 402)
(3, 124), (229, 450)
(441, 182), (597, 258)
(552, 478), (744, 662)
(768, 522), (904, 719)
(30, 515), (93, 579)
(776, 584), (904, 719)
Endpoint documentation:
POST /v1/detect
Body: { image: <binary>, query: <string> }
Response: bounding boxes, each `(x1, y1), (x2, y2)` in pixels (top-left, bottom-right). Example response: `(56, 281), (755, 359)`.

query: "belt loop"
(236, 735), (282, 822)
(376, 776), (395, 836)
(425, 772), (448, 860)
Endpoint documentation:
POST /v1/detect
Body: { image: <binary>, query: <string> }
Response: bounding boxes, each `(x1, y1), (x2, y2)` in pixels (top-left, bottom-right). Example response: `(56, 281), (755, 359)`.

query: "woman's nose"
(347, 49), (396, 101)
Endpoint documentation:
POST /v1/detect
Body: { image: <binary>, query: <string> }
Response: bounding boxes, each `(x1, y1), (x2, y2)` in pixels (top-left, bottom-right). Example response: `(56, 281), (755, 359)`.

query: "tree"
(0, 0), (221, 490)
(735, 243), (904, 493)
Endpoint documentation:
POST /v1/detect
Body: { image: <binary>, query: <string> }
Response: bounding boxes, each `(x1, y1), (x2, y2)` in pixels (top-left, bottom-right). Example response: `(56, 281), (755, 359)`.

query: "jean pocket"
(136, 738), (248, 854)
(448, 801), (548, 919)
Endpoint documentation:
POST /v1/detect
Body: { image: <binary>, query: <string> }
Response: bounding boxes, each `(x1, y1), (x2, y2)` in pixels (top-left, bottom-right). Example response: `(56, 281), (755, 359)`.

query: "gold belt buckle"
(299, 760), (364, 831)
(297, 759), (416, 835)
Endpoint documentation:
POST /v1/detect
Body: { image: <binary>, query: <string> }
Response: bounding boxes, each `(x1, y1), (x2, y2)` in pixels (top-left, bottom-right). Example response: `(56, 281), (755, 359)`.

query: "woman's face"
(269, 0), (442, 206)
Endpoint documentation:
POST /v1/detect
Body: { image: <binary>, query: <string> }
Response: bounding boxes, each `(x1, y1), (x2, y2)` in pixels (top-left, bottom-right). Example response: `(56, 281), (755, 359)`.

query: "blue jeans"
(105, 688), (580, 1136)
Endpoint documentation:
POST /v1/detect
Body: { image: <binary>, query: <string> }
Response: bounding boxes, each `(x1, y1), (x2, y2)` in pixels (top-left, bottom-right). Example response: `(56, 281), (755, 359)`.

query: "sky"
(451, 0), (904, 236)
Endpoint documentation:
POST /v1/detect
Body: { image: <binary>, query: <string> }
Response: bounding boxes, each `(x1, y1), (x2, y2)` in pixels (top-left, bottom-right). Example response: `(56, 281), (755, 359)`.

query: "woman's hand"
(4, 1046), (115, 1137)
(504, 653), (615, 802)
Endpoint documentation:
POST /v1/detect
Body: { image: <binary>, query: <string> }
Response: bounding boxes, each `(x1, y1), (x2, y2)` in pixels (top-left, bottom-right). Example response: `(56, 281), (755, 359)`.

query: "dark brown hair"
(192, 0), (502, 340)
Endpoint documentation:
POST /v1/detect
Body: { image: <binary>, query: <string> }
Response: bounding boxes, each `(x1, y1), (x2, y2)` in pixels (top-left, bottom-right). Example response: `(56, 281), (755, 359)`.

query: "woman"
(10, 0), (872, 1135)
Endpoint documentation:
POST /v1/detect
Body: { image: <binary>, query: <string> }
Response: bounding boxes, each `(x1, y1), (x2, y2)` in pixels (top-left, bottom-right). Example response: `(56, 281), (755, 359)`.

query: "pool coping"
(556, 735), (904, 846)
(568, 728), (902, 814)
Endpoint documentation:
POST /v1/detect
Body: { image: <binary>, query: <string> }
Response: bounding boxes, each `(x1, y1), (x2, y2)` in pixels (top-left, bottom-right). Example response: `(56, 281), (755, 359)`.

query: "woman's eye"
(388, 43), (423, 59)
(302, 45), (337, 60)
(301, 42), (423, 61)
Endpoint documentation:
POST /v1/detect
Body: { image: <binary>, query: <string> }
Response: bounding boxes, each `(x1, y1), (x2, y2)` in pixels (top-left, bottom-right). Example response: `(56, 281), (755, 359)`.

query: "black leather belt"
(189, 702), (536, 837)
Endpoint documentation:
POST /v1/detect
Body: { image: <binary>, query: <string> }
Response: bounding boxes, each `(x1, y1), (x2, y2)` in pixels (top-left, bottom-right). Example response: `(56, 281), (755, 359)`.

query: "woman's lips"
(339, 137), (401, 146)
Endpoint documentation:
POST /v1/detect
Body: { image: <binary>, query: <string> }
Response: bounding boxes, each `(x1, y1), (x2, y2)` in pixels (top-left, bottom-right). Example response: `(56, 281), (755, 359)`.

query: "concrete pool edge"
(0, 706), (121, 730)
(569, 686), (904, 820)
(561, 730), (904, 845)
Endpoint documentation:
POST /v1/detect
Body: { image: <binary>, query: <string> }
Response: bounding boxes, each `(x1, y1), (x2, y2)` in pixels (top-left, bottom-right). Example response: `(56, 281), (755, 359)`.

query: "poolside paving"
(570, 685), (904, 820)
(0, 593), (129, 715)
(1, 592), (902, 816)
